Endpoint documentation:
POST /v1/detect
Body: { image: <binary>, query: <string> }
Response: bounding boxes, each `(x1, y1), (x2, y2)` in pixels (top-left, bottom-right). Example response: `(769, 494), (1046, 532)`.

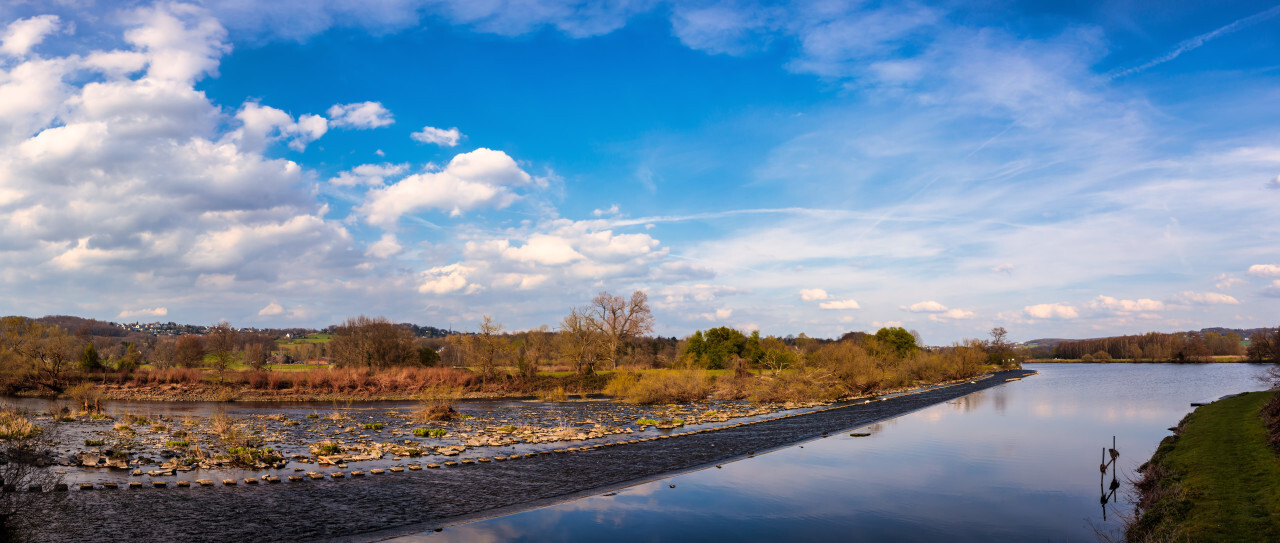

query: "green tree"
(874, 327), (918, 358)
(79, 343), (102, 373)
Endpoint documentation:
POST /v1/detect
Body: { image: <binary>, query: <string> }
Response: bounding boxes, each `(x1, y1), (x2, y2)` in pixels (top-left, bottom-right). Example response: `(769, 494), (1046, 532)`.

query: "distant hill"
(1021, 327), (1273, 350)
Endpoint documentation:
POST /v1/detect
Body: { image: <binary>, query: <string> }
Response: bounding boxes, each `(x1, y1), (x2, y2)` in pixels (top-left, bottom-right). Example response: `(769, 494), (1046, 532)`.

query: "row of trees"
(1049, 331), (1245, 362)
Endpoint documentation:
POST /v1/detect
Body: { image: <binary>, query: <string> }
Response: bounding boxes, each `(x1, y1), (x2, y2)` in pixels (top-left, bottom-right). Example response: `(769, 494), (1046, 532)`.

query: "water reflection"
(395, 363), (1267, 543)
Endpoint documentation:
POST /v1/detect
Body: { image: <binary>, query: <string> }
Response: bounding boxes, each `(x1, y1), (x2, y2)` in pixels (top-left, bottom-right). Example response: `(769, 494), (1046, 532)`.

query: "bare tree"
(560, 307), (603, 375)
(207, 322), (236, 384)
(588, 290), (654, 370)
(470, 315), (507, 379)
(243, 342), (267, 371)
(173, 335), (205, 368)
(517, 325), (552, 378)
(0, 317), (74, 386)
(329, 316), (417, 368)
(0, 412), (65, 539)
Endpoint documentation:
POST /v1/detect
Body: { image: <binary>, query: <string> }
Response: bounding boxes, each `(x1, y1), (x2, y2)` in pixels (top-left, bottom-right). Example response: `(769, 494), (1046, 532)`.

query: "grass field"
(1130, 390), (1280, 542)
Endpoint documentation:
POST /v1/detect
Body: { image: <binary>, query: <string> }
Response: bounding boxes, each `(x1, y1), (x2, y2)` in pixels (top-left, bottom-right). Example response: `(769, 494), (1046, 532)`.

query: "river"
(386, 363), (1270, 542)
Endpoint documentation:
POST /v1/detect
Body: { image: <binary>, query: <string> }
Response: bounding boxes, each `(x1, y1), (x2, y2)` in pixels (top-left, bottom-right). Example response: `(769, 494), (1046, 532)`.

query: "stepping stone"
(524, 453), (537, 458)
(176, 481), (191, 488)
(477, 458), (491, 463)
(493, 456), (506, 461)
(370, 469), (385, 474)
(390, 466), (405, 472)
(460, 459), (474, 465)
(330, 472), (345, 479)
(427, 463), (441, 469)
(350, 471), (364, 477)
(79, 483), (94, 491)
(408, 464), (422, 470)
(507, 455), (521, 460)
(443, 461), (458, 467)
(308, 473), (324, 480)
(266, 476), (281, 483)
(197, 480), (213, 486)
(243, 478), (258, 485)
(127, 482), (142, 489)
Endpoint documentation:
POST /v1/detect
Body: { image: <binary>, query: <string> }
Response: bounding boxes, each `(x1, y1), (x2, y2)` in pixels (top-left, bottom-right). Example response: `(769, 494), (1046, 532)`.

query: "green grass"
(361, 423), (384, 430)
(413, 428), (447, 437)
(84, 439), (105, 447)
(1130, 391), (1280, 542)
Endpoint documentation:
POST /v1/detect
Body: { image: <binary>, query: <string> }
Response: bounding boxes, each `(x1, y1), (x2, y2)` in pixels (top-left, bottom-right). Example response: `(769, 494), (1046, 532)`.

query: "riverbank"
(24, 369), (1033, 542)
(1129, 390), (1280, 542)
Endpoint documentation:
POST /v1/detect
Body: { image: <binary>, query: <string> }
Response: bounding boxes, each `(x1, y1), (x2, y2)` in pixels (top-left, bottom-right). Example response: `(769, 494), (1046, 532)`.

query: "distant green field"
(278, 333), (333, 345)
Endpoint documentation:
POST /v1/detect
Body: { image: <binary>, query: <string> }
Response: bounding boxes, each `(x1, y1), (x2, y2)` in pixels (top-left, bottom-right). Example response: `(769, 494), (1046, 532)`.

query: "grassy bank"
(1129, 390), (1280, 542)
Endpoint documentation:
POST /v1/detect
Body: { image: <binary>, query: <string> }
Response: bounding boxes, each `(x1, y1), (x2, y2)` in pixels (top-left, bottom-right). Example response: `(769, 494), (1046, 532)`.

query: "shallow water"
(393, 363), (1270, 542)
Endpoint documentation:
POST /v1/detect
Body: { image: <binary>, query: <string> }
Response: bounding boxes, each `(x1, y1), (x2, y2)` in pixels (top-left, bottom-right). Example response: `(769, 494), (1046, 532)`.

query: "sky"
(0, 1), (1278, 343)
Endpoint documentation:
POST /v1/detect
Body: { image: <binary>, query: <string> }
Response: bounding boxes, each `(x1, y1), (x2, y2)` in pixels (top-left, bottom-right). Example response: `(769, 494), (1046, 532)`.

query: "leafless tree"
(588, 290), (654, 370)
(207, 322), (236, 384)
(469, 315), (507, 379)
(330, 316), (417, 368)
(560, 307), (604, 375)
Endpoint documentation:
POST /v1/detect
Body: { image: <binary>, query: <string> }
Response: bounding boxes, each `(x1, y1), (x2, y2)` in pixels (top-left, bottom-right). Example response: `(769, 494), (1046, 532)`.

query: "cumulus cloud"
(257, 302), (283, 315)
(418, 263), (473, 294)
(1248, 264), (1280, 277)
(360, 148), (533, 225)
(411, 125), (462, 147)
(1263, 280), (1280, 298)
(233, 102), (328, 151)
(1089, 295), (1165, 313)
(1173, 291), (1240, 305)
(118, 307), (168, 319)
(819, 299), (861, 310)
(1215, 273), (1247, 290)
(1, 15), (64, 57)
(799, 288), (829, 301)
(0, 4), (365, 320)
(1024, 303), (1078, 319)
(365, 233), (403, 259)
(694, 308), (734, 321)
(902, 300), (947, 313)
(330, 163), (408, 187)
(326, 101), (394, 129)
(930, 308), (975, 321)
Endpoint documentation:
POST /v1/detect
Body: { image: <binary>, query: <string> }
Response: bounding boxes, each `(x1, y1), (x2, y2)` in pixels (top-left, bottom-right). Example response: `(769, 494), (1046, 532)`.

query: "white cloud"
(1024, 303), (1079, 319)
(819, 299), (861, 310)
(411, 125), (462, 147)
(799, 288), (829, 301)
(118, 307), (168, 319)
(331, 163), (408, 187)
(1089, 295), (1165, 313)
(1263, 280), (1280, 298)
(233, 102), (328, 151)
(902, 300), (947, 313)
(257, 302), (283, 316)
(992, 263), (1014, 274)
(1215, 273), (1247, 290)
(326, 101), (394, 129)
(1247, 264), (1280, 277)
(419, 263), (473, 294)
(1268, 174), (1280, 189)
(1173, 291), (1240, 305)
(657, 284), (746, 304)
(365, 233), (403, 259)
(1, 15), (64, 57)
(360, 148), (533, 225)
(930, 308), (975, 321)
(592, 204), (620, 217)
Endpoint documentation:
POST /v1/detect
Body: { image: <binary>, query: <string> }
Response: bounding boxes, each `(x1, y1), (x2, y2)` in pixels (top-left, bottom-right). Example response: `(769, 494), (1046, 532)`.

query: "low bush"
(604, 370), (713, 404)
(84, 439), (105, 447)
(361, 423), (384, 430)
(413, 428), (447, 437)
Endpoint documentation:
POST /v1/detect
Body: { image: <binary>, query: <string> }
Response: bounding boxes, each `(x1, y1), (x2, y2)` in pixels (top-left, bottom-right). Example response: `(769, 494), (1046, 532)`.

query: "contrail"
(1110, 4), (1280, 79)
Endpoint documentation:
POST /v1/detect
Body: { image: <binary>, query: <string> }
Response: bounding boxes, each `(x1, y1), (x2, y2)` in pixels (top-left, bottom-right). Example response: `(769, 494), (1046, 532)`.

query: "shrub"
(636, 418), (658, 426)
(316, 441), (342, 455)
(413, 428), (447, 437)
(165, 440), (190, 448)
(537, 386), (569, 402)
(84, 439), (105, 446)
(604, 370), (713, 404)
(361, 423), (384, 430)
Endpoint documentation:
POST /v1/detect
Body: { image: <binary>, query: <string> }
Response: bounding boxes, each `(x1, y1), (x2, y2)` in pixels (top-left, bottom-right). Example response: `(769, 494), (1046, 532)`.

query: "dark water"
(392, 363), (1269, 542)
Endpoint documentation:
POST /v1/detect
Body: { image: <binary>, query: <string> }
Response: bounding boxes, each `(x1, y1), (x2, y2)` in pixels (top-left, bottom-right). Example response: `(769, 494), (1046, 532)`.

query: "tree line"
(1046, 331), (1246, 362)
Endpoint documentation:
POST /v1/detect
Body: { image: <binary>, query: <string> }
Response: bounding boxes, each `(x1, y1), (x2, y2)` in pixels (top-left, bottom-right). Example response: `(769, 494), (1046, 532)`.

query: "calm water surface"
(394, 363), (1269, 542)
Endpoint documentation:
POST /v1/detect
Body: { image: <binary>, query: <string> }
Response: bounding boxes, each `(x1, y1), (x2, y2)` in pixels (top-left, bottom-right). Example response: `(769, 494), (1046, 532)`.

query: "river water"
(390, 363), (1270, 542)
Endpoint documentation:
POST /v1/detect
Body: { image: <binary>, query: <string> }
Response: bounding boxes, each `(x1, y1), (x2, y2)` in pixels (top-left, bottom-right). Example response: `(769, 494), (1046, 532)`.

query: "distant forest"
(1028, 327), (1279, 362)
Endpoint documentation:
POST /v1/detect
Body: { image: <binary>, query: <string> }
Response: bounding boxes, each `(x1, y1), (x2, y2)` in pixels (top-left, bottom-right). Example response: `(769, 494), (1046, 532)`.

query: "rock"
(106, 456), (130, 470)
(77, 453), (106, 467)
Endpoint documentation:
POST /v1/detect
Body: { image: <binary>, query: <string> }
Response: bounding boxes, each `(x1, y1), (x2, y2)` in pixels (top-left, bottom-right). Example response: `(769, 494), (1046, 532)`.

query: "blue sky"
(0, 1), (1278, 343)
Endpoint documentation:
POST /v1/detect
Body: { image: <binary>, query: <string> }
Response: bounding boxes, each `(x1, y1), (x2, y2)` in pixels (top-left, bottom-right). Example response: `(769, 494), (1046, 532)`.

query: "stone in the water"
(127, 482), (142, 489)
(223, 479), (236, 485)
(79, 483), (94, 491)
(102, 482), (118, 489)
(196, 480), (213, 486)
